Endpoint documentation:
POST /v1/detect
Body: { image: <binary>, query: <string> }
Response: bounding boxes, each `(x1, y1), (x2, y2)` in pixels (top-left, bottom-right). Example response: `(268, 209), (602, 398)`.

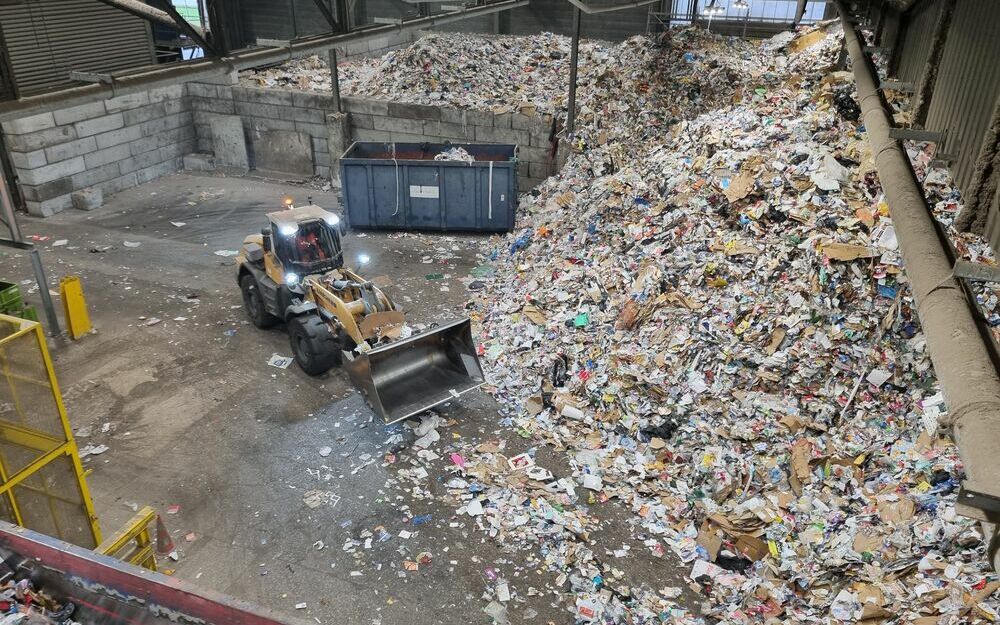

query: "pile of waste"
(444, 23), (1000, 624)
(0, 577), (79, 624)
(434, 146), (475, 164)
(240, 31), (759, 120)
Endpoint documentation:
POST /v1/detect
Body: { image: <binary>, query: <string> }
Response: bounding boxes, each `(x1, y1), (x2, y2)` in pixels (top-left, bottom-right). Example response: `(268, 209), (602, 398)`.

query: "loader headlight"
(279, 224), (297, 236)
(284, 272), (300, 285)
(357, 253), (371, 266)
(325, 214), (340, 226)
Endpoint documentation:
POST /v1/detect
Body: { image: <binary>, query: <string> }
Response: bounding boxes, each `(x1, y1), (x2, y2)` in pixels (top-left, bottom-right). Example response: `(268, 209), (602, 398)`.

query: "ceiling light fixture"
(732, 0), (749, 9)
(702, 0), (726, 15)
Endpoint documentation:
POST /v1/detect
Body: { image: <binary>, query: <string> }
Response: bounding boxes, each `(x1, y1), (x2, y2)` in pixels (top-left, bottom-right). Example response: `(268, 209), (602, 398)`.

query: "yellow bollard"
(59, 276), (91, 339)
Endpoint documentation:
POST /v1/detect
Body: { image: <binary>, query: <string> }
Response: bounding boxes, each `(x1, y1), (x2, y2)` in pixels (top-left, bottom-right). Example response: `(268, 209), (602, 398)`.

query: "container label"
(409, 185), (439, 199)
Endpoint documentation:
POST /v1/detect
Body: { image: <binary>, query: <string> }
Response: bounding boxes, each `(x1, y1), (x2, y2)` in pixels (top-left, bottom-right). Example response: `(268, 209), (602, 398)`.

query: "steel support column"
(156, 0), (219, 56)
(28, 250), (60, 337)
(0, 169), (58, 336)
(312, 0), (340, 27)
(329, 48), (342, 113)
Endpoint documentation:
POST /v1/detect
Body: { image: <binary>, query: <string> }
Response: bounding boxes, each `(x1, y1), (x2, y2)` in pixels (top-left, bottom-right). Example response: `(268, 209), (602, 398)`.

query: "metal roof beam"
(564, 0), (660, 15)
(154, 0), (219, 56)
(311, 0), (340, 28)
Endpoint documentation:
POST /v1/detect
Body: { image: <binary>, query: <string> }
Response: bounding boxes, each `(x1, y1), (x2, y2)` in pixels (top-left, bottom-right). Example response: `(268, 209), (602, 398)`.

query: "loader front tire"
(289, 315), (340, 375)
(241, 274), (279, 328)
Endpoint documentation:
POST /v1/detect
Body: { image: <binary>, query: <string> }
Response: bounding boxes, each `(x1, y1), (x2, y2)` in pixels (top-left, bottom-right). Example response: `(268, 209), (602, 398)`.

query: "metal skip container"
(339, 142), (517, 232)
(342, 317), (486, 423)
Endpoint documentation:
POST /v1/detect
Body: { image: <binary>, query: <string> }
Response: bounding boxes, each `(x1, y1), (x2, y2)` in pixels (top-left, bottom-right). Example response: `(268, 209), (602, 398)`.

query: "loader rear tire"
(289, 315), (340, 375)
(241, 274), (279, 328)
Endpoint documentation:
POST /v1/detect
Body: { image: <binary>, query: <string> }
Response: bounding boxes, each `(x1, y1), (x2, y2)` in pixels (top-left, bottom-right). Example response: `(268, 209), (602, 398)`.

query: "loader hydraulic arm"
(306, 279), (368, 345)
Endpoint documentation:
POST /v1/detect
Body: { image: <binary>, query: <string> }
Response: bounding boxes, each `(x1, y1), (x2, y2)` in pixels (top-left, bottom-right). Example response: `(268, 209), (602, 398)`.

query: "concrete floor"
(1, 172), (695, 624)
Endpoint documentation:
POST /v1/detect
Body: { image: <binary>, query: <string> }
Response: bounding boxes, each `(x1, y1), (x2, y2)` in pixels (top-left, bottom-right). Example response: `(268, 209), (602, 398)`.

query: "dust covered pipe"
(96, 0), (206, 37)
(834, 0), (1000, 568)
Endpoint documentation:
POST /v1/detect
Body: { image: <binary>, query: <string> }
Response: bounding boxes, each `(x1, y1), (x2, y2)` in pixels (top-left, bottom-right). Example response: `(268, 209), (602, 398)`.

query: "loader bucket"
(343, 317), (486, 423)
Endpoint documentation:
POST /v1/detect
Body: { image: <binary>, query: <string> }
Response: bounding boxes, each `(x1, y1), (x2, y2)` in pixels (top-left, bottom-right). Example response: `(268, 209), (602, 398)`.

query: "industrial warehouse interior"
(0, 0), (999, 623)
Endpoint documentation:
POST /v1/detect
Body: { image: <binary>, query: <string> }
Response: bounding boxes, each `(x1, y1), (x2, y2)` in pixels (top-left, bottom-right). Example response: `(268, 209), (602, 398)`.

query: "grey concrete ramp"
(209, 115), (249, 173)
(252, 130), (314, 178)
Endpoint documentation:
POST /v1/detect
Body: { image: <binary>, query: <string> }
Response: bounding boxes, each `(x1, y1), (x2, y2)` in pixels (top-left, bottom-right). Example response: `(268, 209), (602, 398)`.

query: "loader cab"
(265, 205), (345, 284)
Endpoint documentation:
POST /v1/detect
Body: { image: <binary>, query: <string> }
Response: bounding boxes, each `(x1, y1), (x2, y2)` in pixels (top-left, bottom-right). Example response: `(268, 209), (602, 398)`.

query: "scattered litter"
(506, 452), (534, 471)
(79, 444), (109, 458)
(302, 490), (340, 509)
(123, 241), (141, 248)
(267, 354), (293, 369)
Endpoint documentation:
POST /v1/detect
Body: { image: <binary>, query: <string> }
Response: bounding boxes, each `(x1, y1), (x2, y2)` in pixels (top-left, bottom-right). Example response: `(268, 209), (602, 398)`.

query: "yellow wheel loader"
(235, 201), (485, 423)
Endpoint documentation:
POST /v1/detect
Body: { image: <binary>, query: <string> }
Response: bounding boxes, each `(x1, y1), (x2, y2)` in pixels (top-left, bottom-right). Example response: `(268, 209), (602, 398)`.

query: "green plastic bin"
(0, 281), (22, 312)
(14, 306), (38, 322)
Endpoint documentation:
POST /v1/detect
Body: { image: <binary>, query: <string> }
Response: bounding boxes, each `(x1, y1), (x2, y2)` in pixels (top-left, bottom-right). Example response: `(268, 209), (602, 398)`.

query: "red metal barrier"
(0, 521), (305, 625)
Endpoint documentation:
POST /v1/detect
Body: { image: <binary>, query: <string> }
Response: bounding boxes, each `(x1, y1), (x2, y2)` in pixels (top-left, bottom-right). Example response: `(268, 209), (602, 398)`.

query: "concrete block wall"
(344, 98), (557, 191)
(189, 80), (559, 191)
(2, 85), (192, 216)
(340, 29), (421, 60)
(189, 82), (337, 179)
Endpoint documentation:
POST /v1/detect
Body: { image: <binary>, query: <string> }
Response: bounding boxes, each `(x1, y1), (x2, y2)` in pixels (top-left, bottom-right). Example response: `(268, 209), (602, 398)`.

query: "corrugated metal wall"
(239, 0), (342, 41)
(429, 0), (654, 40)
(893, 0), (936, 86)
(924, 0), (1000, 195)
(0, 0), (154, 96)
(352, 0), (415, 28)
(0, 24), (15, 101)
(237, 0), (659, 43)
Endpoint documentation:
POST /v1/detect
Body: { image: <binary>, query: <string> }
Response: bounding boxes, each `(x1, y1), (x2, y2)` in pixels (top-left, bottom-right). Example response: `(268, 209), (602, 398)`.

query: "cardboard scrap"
(734, 533), (769, 561)
(663, 291), (702, 310)
(712, 239), (762, 256)
(853, 530), (883, 554)
(616, 299), (640, 330)
(960, 580), (1000, 618)
(765, 327), (786, 355)
(526, 394), (545, 416)
(723, 171), (756, 202)
(522, 304), (548, 326)
(876, 498), (915, 524)
(779, 414), (805, 433)
(698, 516), (770, 562)
(789, 29), (828, 53)
(696, 523), (723, 560)
(822, 242), (878, 261)
(790, 439), (813, 482)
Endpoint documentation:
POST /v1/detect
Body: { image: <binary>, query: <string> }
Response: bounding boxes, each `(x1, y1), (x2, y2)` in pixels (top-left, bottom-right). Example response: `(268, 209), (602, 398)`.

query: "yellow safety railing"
(0, 314), (101, 548)
(96, 506), (157, 571)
